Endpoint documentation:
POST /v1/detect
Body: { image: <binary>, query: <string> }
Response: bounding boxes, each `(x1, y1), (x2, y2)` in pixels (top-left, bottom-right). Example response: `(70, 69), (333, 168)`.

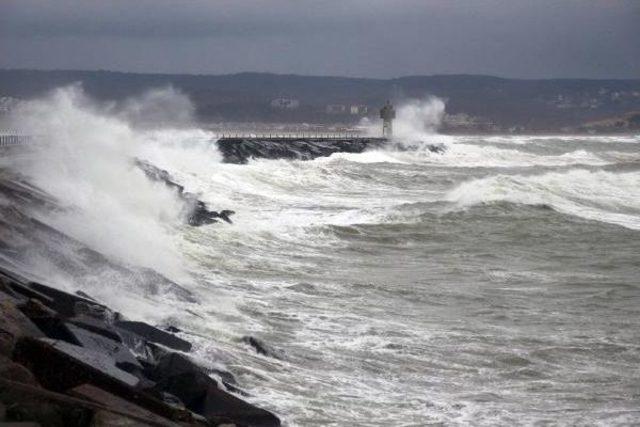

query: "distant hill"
(1, 69), (639, 132)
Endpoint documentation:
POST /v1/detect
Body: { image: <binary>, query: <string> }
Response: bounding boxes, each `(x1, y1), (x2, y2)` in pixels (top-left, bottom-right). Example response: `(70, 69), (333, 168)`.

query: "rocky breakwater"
(0, 167), (280, 426)
(0, 266), (281, 427)
(135, 159), (235, 226)
(216, 137), (387, 164)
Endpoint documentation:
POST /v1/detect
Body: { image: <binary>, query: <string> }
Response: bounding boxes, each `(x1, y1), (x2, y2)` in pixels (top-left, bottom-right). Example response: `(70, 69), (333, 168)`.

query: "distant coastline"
(1, 68), (639, 133)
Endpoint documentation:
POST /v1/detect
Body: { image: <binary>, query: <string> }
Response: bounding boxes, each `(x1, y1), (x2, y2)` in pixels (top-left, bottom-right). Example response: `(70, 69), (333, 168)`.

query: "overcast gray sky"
(1, 0), (638, 79)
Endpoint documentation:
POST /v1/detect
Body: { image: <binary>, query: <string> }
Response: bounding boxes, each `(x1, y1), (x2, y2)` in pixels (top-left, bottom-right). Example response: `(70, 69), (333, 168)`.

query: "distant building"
(270, 98), (300, 109)
(350, 105), (368, 115)
(326, 104), (347, 114)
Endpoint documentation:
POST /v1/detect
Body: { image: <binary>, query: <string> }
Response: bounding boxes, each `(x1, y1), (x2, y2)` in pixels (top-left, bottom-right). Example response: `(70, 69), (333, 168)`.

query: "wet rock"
(188, 205), (235, 226)
(150, 353), (280, 426)
(17, 300), (81, 346)
(11, 337), (192, 423)
(74, 290), (97, 302)
(0, 296), (44, 356)
(26, 281), (107, 318)
(217, 137), (386, 164)
(64, 324), (141, 373)
(135, 159), (234, 228)
(241, 336), (281, 359)
(115, 321), (192, 353)
(117, 329), (160, 366)
(68, 314), (122, 343)
(13, 337), (139, 390)
(0, 280), (54, 308)
(150, 352), (236, 387)
(0, 355), (38, 386)
(69, 384), (181, 427)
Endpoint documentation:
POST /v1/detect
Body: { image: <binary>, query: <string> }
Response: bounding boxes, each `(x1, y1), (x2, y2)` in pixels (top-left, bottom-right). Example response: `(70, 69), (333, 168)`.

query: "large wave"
(8, 85), (208, 281)
(446, 169), (640, 230)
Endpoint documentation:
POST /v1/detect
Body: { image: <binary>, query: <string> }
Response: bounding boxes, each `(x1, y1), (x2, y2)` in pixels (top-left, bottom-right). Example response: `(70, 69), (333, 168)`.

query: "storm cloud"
(1, 0), (638, 78)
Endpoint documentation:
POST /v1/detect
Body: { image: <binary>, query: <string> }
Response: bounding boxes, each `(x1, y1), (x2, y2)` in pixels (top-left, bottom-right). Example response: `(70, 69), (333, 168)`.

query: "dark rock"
(74, 290), (97, 302)
(67, 314), (122, 343)
(150, 352), (235, 386)
(150, 353), (280, 426)
(26, 281), (107, 318)
(17, 300), (81, 346)
(12, 337), (192, 423)
(16, 338), (140, 388)
(0, 296), (44, 356)
(117, 329), (160, 366)
(0, 279), (54, 308)
(115, 321), (192, 353)
(135, 159), (234, 228)
(0, 355), (38, 386)
(73, 300), (115, 322)
(241, 336), (281, 359)
(1, 269), (106, 319)
(158, 392), (186, 411)
(217, 137), (386, 164)
(64, 324), (142, 373)
(68, 384), (181, 427)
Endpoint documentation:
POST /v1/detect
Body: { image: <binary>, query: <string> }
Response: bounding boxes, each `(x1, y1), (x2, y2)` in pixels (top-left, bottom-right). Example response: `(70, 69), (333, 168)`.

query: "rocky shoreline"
(0, 162), (283, 426)
(0, 264), (281, 426)
(0, 137), (423, 426)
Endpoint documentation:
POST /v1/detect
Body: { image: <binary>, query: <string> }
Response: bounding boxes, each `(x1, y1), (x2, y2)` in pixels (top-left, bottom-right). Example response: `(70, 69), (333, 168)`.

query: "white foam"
(453, 134), (640, 145)
(446, 169), (640, 229)
(9, 85), (191, 281)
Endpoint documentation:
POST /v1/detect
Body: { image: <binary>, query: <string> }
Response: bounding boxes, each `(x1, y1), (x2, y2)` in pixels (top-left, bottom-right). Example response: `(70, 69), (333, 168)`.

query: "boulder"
(0, 356), (38, 386)
(240, 336), (281, 360)
(0, 295), (43, 356)
(17, 299), (81, 346)
(64, 324), (141, 373)
(68, 384), (181, 427)
(12, 337), (192, 423)
(15, 338), (139, 389)
(150, 352), (280, 427)
(115, 321), (192, 353)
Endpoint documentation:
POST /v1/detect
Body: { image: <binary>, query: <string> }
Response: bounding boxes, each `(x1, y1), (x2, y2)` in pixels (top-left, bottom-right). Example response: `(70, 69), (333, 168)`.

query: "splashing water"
(3, 87), (640, 426)
(8, 85), (204, 281)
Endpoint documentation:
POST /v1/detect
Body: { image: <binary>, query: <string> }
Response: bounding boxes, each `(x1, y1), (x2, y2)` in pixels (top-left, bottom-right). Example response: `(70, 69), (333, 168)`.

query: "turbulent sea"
(3, 91), (640, 426)
(172, 134), (640, 426)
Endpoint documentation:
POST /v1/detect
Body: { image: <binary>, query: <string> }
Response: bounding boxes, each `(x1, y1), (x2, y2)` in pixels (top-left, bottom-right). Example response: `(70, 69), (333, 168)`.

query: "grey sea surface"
(171, 134), (640, 426)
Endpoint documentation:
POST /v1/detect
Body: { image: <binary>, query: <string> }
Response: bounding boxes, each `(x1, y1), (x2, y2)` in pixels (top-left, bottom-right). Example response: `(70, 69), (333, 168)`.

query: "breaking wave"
(446, 169), (640, 229)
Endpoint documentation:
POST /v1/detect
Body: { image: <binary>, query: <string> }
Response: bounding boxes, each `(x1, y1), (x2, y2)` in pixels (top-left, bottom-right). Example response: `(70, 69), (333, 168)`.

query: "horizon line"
(1, 67), (638, 82)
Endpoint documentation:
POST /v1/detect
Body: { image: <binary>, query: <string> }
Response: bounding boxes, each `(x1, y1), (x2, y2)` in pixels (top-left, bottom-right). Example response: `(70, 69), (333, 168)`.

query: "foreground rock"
(0, 265), (281, 427)
(216, 137), (387, 164)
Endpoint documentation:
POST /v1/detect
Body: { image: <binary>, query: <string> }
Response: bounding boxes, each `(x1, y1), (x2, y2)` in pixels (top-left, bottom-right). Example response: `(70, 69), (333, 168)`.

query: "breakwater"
(217, 137), (387, 164)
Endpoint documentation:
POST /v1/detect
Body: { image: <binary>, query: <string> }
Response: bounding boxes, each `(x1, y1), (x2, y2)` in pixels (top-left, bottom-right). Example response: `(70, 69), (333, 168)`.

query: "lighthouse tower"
(379, 100), (396, 138)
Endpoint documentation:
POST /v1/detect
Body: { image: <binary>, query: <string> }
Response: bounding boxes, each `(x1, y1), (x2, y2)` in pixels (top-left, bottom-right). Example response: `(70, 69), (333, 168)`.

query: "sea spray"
(8, 85), (194, 281)
(392, 97), (446, 140)
(358, 97), (445, 140)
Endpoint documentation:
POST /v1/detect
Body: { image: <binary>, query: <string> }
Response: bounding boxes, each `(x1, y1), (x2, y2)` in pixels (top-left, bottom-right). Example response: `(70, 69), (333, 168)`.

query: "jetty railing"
(212, 131), (375, 139)
(0, 134), (37, 147)
(0, 131), (382, 154)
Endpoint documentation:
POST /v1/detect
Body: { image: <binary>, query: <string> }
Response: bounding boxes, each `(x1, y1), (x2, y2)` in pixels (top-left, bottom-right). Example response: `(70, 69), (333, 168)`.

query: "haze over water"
(5, 89), (640, 425)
